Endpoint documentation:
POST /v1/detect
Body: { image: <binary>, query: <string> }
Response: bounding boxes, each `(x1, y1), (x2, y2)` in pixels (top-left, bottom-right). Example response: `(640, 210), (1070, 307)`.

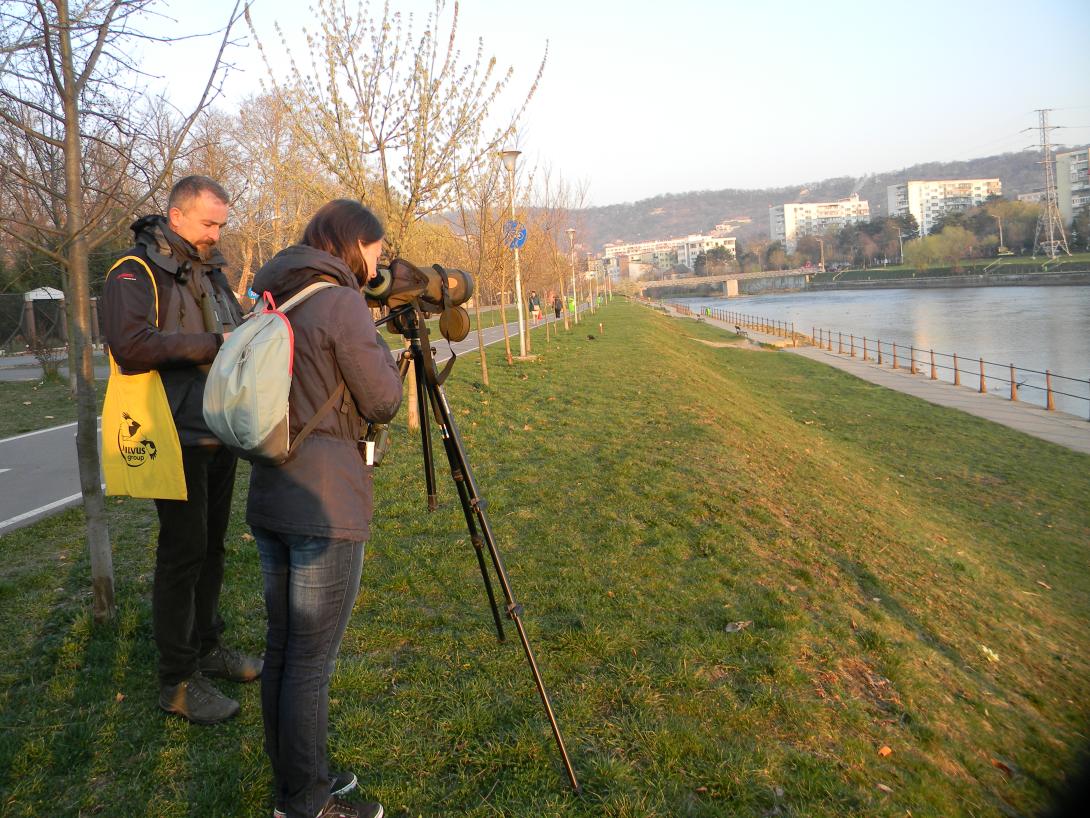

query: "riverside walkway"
(661, 303), (1090, 456)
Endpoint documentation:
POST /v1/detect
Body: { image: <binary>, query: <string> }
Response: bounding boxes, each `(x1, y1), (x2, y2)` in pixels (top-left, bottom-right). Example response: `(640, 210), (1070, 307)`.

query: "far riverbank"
(808, 270), (1090, 292)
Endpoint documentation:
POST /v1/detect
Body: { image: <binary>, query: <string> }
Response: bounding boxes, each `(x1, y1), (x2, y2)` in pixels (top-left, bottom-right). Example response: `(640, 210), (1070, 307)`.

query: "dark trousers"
(153, 445), (237, 685)
(253, 527), (364, 818)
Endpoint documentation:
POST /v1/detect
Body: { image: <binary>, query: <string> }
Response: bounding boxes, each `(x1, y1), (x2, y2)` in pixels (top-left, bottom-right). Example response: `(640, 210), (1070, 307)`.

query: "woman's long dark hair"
(301, 199), (384, 283)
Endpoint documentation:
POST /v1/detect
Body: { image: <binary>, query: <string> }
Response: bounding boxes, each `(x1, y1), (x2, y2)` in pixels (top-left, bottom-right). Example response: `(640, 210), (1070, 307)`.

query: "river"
(680, 286), (1090, 418)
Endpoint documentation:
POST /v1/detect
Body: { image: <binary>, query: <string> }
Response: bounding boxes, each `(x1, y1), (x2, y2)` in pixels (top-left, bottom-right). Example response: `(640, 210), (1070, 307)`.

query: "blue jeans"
(253, 527), (365, 818)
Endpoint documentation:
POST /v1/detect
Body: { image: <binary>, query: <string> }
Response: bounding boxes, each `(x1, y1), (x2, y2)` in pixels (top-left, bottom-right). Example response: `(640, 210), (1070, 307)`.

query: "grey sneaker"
(273, 772), (357, 818)
(199, 645), (263, 682)
(317, 797), (383, 818)
(159, 672), (240, 724)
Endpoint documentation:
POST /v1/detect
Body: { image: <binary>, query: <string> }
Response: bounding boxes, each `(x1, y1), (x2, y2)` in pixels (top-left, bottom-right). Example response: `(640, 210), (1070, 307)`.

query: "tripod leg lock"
(506, 602), (524, 619)
(470, 497), (488, 512)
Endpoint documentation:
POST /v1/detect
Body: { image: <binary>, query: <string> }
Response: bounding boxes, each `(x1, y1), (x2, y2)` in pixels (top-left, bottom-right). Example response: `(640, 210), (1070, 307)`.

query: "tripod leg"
(425, 377), (581, 793)
(442, 444), (506, 641)
(410, 347), (439, 511)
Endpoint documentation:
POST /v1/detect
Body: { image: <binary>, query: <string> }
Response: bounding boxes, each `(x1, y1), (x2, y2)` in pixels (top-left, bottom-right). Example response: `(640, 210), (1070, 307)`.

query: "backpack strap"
(275, 281), (338, 313)
(277, 281), (347, 456)
(287, 382), (346, 457)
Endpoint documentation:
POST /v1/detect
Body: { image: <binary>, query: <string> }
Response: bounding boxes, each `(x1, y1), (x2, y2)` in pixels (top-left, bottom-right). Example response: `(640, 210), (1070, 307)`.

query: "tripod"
(377, 303), (580, 793)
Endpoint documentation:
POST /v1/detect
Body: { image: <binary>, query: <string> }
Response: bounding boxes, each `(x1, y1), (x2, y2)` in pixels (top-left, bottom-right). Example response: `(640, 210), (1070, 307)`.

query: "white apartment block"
(674, 235), (737, 269)
(602, 238), (679, 260)
(1056, 148), (1090, 225)
(887, 179), (1002, 235)
(768, 194), (870, 252)
(603, 233), (736, 272)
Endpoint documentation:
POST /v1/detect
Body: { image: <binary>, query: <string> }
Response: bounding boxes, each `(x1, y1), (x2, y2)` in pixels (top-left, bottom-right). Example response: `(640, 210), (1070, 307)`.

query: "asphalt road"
(0, 313), (573, 534)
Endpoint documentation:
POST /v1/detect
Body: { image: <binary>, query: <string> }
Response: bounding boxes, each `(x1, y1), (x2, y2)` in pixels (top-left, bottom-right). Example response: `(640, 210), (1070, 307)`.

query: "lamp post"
(567, 227), (579, 325)
(501, 149), (527, 357)
(992, 213), (1007, 254)
(816, 237), (826, 273)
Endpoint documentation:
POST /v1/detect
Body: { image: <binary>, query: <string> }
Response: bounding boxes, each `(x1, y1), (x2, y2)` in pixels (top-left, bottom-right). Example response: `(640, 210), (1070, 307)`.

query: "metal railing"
(663, 300), (1090, 420)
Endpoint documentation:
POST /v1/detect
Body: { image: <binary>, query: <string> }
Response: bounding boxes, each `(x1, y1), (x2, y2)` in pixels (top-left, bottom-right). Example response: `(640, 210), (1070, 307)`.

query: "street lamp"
(992, 213), (1009, 254)
(567, 227), (579, 325)
(816, 237), (826, 273)
(501, 149), (527, 357)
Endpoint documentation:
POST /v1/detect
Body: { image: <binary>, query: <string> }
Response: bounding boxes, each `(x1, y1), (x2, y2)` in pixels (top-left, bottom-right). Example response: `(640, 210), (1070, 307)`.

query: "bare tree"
(249, 0), (545, 256)
(0, 0), (243, 622)
(451, 154), (511, 384)
(526, 167), (588, 331)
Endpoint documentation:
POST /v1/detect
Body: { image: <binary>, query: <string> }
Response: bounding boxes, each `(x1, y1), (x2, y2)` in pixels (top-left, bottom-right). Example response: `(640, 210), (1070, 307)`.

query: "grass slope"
(0, 380), (81, 438)
(0, 301), (1086, 817)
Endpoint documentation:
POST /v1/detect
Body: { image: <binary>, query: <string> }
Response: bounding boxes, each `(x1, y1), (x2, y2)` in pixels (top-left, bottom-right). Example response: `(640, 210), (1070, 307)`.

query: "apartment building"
(603, 233), (736, 272)
(768, 194), (870, 252)
(1056, 148), (1090, 225)
(673, 235), (737, 269)
(886, 179), (1002, 235)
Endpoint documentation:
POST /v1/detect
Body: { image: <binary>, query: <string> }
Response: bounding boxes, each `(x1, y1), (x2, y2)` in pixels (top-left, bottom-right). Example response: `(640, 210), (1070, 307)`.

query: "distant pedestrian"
(553, 293), (562, 319)
(528, 290), (542, 322)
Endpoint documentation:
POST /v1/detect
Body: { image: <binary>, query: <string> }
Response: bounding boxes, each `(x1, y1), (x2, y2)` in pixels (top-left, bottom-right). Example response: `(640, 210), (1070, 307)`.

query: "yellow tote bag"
(101, 256), (187, 500)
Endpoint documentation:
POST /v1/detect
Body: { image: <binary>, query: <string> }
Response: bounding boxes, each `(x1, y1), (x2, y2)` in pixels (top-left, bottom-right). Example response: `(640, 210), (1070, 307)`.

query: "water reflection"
(685, 286), (1090, 417)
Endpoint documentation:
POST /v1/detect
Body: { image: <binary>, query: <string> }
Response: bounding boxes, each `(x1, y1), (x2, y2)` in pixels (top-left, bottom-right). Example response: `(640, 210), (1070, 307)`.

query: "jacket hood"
(251, 245), (358, 300)
(130, 214), (227, 272)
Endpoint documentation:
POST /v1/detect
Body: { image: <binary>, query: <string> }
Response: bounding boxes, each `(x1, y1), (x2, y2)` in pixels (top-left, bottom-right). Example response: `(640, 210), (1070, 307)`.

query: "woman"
(247, 200), (403, 818)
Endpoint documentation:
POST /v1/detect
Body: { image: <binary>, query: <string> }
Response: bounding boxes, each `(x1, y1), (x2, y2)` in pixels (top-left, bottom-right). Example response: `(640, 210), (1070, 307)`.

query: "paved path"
(0, 312), (575, 535)
(664, 305), (1090, 455)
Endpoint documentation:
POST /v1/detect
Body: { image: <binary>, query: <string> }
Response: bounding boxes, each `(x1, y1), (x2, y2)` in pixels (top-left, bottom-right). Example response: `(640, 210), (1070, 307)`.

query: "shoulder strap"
(277, 281), (348, 456)
(108, 255), (159, 323)
(276, 281), (339, 313)
(287, 382), (347, 457)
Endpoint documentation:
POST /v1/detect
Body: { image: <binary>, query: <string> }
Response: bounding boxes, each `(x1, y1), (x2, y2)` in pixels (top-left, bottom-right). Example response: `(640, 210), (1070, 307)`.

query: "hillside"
(576, 146), (1089, 252)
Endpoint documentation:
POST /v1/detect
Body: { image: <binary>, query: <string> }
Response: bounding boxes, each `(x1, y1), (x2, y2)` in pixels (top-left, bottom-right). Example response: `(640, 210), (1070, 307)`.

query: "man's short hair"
(168, 175), (229, 212)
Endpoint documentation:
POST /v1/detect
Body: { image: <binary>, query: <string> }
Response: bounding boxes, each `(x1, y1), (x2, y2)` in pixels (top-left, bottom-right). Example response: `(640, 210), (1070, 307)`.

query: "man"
(102, 175), (262, 725)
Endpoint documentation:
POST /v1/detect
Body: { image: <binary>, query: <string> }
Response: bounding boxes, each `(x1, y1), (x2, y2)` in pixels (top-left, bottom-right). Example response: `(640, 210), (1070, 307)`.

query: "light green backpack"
(202, 282), (343, 464)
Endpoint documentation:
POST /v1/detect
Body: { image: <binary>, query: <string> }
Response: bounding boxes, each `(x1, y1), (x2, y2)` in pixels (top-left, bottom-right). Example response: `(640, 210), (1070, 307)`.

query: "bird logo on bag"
(118, 412), (158, 466)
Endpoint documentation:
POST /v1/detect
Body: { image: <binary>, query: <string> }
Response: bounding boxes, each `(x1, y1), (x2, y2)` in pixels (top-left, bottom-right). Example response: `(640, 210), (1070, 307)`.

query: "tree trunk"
(59, 0), (114, 622)
(473, 293), (489, 387)
(500, 293), (512, 365)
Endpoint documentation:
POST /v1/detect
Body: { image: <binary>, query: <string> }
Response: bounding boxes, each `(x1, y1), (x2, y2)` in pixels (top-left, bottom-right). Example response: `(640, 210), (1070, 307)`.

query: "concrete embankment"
(809, 270), (1090, 292)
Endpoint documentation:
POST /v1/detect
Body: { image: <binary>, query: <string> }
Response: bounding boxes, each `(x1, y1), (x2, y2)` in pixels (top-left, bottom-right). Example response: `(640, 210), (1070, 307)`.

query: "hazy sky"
(158, 0), (1090, 207)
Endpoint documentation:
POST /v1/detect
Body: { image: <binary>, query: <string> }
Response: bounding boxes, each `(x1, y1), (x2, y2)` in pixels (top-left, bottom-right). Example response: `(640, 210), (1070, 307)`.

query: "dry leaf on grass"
(878, 746), (892, 757)
(724, 620), (752, 633)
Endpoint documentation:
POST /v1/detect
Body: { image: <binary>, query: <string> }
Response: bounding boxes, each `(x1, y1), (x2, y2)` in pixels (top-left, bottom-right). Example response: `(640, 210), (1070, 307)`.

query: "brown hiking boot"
(199, 645), (263, 682)
(159, 672), (240, 724)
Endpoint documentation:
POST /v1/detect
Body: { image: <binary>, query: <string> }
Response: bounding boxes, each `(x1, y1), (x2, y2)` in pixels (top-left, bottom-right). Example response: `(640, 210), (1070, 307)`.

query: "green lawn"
(0, 379), (82, 438)
(0, 301), (1087, 817)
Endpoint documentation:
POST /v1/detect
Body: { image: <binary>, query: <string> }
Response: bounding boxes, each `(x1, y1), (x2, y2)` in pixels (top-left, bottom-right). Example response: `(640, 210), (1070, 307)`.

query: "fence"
(0, 293), (102, 354)
(670, 300), (1090, 421)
